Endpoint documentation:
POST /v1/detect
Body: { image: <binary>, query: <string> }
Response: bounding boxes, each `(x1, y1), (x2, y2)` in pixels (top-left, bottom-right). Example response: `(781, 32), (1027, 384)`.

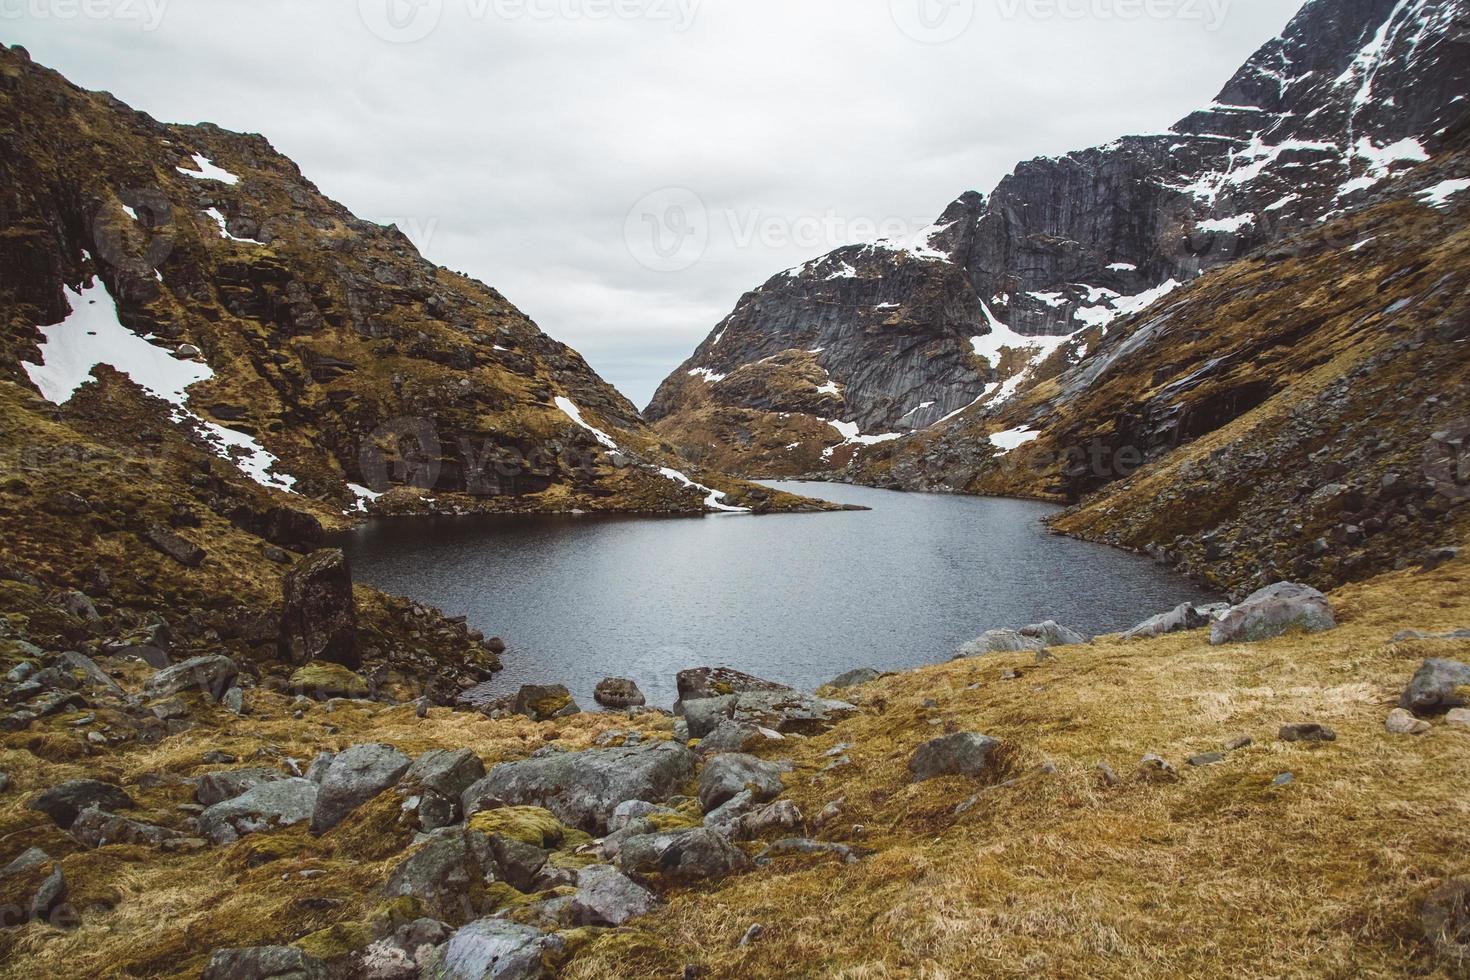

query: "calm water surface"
(335, 482), (1215, 708)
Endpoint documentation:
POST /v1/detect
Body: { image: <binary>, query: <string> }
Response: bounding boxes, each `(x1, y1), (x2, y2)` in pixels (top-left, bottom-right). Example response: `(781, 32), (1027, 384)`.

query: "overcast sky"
(7, 0), (1305, 407)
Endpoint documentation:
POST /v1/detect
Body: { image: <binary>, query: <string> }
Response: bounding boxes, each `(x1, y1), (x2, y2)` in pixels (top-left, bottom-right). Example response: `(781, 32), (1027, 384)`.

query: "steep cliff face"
(648, 0), (1470, 477)
(0, 46), (828, 519)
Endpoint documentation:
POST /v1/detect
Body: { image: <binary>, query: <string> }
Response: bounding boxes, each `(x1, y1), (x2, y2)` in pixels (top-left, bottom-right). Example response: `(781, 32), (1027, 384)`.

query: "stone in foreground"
(427, 919), (564, 979)
(311, 743), (412, 833)
(908, 733), (1001, 782)
(28, 779), (135, 829)
(202, 946), (328, 980)
(1210, 583), (1336, 645)
(1399, 658), (1470, 717)
(593, 677), (646, 709)
(461, 740), (697, 835)
(200, 778), (319, 845)
(279, 548), (360, 669)
(698, 753), (786, 812)
(958, 621), (1087, 657)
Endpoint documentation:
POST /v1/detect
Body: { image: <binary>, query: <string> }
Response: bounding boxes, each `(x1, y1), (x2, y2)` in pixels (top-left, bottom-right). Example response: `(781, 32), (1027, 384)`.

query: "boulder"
(1386, 708), (1432, 735)
(196, 768), (286, 807)
(1122, 603), (1215, 641)
(383, 831), (487, 925)
(28, 778), (135, 828)
(310, 743), (412, 833)
(826, 668), (881, 689)
(428, 919), (564, 980)
(593, 678), (646, 709)
(908, 732), (1002, 783)
(609, 800), (667, 834)
(958, 621), (1087, 657)
(0, 848), (69, 927)
(511, 684), (579, 721)
(398, 749), (486, 831)
(695, 720), (767, 755)
(698, 754), (785, 812)
(656, 828), (751, 882)
(70, 807), (181, 849)
(567, 865), (658, 926)
(144, 655), (239, 700)
(201, 946), (328, 980)
(1399, 659), (1470, 717)
(733, 800), (804, 840)
(279, 549), (359, 669)
(289, 663), (369, 701)
(1447, 708), (1470, 729)
(681, 696), (737, 739)
(728, 690), (857, 736)
(1279, 723), (1337, 743)
(143, 523), (205, 567)
(676, 667), (790, 706)
(1210, 583), (1336, 645)
(200, 778), (319, 844)
(461, 740), (697, 835)
(485, 834), (548, 892)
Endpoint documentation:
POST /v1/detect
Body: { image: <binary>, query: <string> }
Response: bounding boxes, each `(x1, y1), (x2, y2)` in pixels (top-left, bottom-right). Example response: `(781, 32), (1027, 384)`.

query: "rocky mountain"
(647, 0), (1470, 477)
(0, 45), (830, 520)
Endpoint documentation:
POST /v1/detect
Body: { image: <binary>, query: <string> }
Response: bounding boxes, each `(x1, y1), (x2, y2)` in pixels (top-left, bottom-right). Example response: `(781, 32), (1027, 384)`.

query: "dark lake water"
(335, 482), (1216, 709)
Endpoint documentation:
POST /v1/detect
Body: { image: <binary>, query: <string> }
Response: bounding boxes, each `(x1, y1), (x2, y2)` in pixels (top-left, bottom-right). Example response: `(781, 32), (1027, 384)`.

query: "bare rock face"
(279, 549), (359, 670)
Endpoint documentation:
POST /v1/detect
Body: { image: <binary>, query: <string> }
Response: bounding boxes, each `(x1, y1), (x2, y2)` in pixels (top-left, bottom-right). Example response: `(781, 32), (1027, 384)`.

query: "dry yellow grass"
(1, 561), (1467, 978)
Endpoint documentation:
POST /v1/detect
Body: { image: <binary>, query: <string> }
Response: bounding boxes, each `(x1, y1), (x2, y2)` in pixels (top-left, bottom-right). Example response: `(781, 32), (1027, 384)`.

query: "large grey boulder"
(310, 743), (412, 834)
(398, 749), (486, 831)
(688, 690), (856, 737)
(279, 549), (359, 669)
(383, 831), (488, 925)
(28, 779), (135, 829)
(427, 919), (564, 979)
(675, 667), (790, 706)
(682, 696), (738, 739)
(698, 754), (785, 812)
(908, 732), (1002, 783)
(201, 946), (327, 980)
(593, 678), (646, 709)
(826, 668), (881, 689)
(1122, 603), (1220, 641)
(695, 720), (767, 755)
(200, 778), (319, 845)
(1210, 583), (1336, 645)
(567, 865), (658, 926)
(144, 655), (239, 699)
(958, 621), (1087, 657)
(460, 740), (697, 835)
(510, 684), (579, 721)
(1400, 659), (1470, 717)
(196, 768), (286, 807)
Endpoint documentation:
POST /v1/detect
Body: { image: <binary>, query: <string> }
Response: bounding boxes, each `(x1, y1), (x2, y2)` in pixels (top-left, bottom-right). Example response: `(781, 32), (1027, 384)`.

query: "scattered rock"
(1386, 708), (1432, 736)
(28, 779), (135, 828)
(593, 678), (646, 709)
(1224, 735), (1254, 751)
(398, 749), (486, 831)
(1209, 583), (1336, 645)
(656, 828), (752, 882)
(383, 831), (487, 924)
(1272, 773), (1296, 787)
(826, 668), (881, 689)
(1138, 754), (1177, 780)
(0, 847), (70, 927)
(567, 864), (659, 926)
(676, 667), (790, 705)
(731, 800), (803, 840)
(1446, 708), (1470, 729)
(1392, 629), (1470, 642)
(908, 732), (1001, 783)
(428, 919), (564, 980)
(512, 684), (579, 721)
(1188, 752), (1225, 767)
(462, 740), (697, 835)
(1399, 659), (1470, 717)
(609, 800), (667, 834)
(311, 743), (412, 833)
(694, 720), (766, 755)
(279, 549), (359, 669)
(143, 523), (206, 567)
(754, 838), (858, 866)
(144, 655), (239, 700)
(200, 778), (319, 844)
(1279, 723), (1337, 743)
(201, 946), (328, 980)
(958, 621), (1087, 656)
(70, 807), (181, 849)
(1122, 603), (1220, 641)
(289, 663), (369, 701)
(222, 687), (245, 715)
(698, 754), (786, 812)
(1097, 762), (1120, 787)
(728, 690), (857, 735)
(739, 924), (764, 947)
(196, 768), (286, 807)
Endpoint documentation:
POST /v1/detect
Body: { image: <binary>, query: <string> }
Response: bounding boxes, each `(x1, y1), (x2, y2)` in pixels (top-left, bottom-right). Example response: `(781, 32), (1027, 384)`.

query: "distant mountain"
(646, 0), (1470, 477)
(0, 45), (827, 518)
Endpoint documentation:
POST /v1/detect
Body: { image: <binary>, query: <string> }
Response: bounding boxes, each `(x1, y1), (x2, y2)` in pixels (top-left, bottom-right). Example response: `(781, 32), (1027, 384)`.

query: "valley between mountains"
(1, 0), (1470, 977)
